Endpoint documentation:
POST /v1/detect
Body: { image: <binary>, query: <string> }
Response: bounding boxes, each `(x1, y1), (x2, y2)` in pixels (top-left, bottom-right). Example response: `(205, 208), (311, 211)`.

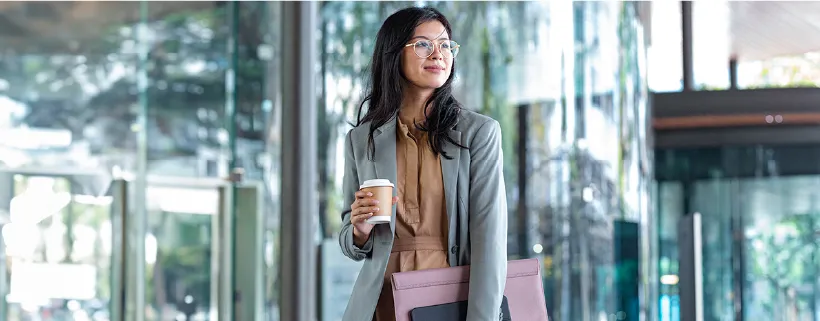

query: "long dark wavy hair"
(355, 6), (465, 160)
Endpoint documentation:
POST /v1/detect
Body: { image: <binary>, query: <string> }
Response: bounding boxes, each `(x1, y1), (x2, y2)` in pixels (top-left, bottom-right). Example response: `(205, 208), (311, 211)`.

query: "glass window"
(2, 175), (114, 321)
(657, 181), (682, 321)
(142, 3), (231, 178)
(0, 3), (140, 320)
(144, 184), (216, 320)
(236, 2), (283, 319)
(0, 2), (281, 320)
(648, 1), (683, 92)
(648, 1), (732, 91)
(740, 175), (820, 320)
(0, 2), (141, 171)
(692, 0), (731, 90)
(737, 51), (820, 89)
(138, 1), (274, 179)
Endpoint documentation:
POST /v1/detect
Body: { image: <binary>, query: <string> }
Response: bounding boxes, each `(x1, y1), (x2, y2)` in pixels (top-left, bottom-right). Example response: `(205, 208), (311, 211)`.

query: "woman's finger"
(355, 206), (379, 216)
(356, 214), (372, 224)
(355, 198), (379, 208)
(355, 190), (373, 199)
(351, 198), (369, 210)
(351, 212), (373, 223)
(350, 196), (379, 213)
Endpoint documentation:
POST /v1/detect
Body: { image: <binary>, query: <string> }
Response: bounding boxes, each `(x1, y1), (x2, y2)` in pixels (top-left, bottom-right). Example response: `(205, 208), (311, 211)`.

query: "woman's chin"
(421, 80), (447, 89)
(407, 76), (448, 90)
(408, 83), (445, 91)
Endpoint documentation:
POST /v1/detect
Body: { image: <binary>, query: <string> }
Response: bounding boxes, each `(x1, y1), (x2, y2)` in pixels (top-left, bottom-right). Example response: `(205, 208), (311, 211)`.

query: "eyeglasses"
(404, 39), (460, 59)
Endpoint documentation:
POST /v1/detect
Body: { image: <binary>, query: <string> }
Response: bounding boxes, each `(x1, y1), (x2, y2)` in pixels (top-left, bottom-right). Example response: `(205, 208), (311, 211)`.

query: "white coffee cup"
(359, 179), (394, 224)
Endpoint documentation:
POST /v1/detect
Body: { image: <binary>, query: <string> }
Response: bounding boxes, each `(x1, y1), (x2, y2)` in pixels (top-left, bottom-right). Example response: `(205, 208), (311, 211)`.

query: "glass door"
(656, 178), (736, 321)
(691, 179), (736, 321)
(142, 176), (229, 321)
(739, 176), (820, 321)
(141, 176), (262, 321)
(0, 169), (114, 321)
(0, 171), (263, 321)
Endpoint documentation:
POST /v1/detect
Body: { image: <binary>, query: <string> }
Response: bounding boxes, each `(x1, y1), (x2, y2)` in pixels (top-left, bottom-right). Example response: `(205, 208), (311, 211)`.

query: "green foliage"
(746, 213), (820, 316)
(744, 52), (820, 89)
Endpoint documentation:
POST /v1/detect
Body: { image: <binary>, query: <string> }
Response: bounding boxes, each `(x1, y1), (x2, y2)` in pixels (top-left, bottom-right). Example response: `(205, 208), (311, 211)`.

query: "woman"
(338, 6), (508, 321)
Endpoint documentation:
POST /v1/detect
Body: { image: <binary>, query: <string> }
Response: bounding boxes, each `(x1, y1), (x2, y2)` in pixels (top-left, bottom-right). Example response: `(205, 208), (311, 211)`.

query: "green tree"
(747, 213), (820, 320)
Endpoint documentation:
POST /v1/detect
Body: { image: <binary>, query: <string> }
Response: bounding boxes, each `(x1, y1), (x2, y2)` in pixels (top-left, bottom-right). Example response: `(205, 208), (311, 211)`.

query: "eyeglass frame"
(404, 39), (460, 59)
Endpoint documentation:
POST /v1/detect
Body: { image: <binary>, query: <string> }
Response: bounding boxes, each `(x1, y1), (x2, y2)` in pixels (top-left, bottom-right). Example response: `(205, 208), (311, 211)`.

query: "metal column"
(281, 2), (319, 321)
(126, 2), (150, 320)
(678, 213), (704, 321)
(730, 181), (745, 321)
(111, 179), (128, 321)
(516, 104), (530, 258)
(681, 1), (694, 91)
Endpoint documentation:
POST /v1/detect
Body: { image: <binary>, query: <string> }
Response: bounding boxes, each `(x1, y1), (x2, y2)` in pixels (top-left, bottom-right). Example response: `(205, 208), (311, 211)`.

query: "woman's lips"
(424, 65), (444, 73)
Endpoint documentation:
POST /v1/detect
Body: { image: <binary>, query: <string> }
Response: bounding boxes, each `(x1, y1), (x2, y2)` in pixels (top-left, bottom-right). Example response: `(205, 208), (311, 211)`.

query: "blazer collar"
(372, 118), (398, 233)
(441, 129), (461, 231)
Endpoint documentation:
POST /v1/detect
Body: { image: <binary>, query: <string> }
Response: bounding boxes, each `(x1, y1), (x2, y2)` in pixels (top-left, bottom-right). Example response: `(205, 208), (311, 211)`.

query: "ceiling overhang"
(0, 1), (216, 54)
(731, 1), (820, 61)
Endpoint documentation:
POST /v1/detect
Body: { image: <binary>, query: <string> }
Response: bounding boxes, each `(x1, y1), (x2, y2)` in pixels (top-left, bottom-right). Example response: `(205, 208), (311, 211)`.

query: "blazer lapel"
(441, 129), (461, 230)
(372, 119), (398, 233)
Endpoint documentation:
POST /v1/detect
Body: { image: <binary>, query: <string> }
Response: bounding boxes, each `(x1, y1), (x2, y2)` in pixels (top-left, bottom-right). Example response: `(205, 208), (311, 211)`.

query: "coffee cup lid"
(360, 179), (394, 189)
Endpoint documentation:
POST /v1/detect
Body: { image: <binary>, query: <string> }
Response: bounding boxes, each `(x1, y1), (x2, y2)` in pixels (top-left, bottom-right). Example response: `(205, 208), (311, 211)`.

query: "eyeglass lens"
(414, 40), (459, 58)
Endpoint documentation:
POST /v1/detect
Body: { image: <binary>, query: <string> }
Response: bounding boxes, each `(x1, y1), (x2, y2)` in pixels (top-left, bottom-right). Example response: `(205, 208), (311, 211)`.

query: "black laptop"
(409, 296), (512, 321)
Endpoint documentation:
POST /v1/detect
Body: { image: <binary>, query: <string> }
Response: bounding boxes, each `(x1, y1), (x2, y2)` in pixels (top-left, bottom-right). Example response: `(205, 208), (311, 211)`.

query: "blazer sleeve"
(338, 130), (374, 261)
(466, 119), (509, 320)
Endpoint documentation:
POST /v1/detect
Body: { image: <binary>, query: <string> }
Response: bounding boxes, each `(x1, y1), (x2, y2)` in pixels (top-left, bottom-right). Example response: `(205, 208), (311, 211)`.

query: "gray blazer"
(338, 110), (508, 321)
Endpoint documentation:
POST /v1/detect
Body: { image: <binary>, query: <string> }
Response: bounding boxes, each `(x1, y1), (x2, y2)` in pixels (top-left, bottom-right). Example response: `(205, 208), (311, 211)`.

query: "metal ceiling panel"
(731, 1), (820, 60)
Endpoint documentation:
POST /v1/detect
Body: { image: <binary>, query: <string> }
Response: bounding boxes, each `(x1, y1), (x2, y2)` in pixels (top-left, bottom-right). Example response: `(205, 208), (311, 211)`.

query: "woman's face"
(401, 20), (453, 91)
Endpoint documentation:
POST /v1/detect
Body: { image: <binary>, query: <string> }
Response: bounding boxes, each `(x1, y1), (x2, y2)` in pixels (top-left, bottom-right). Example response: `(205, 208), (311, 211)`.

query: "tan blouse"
(373, 119), (450, 321)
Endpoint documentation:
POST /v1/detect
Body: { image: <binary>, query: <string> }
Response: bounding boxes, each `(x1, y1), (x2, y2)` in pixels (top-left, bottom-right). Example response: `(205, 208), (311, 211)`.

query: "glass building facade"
(0, 1), (652, 321)
(0, 2), (281, 320)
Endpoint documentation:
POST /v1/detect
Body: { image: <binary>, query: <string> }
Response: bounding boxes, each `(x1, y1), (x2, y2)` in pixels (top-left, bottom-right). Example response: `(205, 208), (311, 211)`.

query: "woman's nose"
(430, 47), (444, 60)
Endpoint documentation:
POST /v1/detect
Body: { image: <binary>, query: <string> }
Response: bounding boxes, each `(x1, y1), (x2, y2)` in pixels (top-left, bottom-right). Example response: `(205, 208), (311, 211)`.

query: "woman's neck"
(399, 88), (434, 125)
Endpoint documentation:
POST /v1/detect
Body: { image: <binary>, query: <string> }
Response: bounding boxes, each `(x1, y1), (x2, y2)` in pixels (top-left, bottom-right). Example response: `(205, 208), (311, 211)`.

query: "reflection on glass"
(143, 3), (230, 178)
(4, 175), (112, 321)
(0, 2), (281, 321)
(243, 2), (284, 319)
(656, 146), (820, 321)
(236, 1), (281, 183)
(737, 52), (820, 89)
(145, 186), (216, 321)
(740, 176), (820, 321)
(692, 180), (734, 321)
(0, 2), (140, 171)
(657, 181), (682, 321)
(546, 2), (650, 320)
(227, 2), (284, 318)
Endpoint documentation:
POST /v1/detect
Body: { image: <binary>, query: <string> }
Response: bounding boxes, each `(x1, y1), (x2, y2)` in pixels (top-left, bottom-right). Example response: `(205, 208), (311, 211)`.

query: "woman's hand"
(350, 191), (399, 246)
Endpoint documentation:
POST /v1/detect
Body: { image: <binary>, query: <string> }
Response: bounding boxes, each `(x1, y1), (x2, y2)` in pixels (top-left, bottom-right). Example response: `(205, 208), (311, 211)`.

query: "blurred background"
(0, 1), (818, 321)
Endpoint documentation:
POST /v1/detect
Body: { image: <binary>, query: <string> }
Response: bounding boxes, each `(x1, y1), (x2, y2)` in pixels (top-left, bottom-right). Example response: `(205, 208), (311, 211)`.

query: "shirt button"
(450, 245), (458, 254)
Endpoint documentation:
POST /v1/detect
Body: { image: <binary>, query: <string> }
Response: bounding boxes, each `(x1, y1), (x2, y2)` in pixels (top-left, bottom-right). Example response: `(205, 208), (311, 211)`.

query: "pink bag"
(390, 258), (549, 321)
